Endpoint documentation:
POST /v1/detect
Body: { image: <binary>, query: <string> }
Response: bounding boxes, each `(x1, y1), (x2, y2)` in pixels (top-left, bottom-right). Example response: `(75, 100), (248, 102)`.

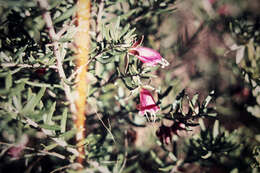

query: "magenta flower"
(137, 88), (160, 118)
(129, 46), (169, 68)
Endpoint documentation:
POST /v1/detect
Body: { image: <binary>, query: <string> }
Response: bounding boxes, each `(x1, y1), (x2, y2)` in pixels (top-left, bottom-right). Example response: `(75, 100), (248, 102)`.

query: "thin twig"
(50, 163), (83, 173)
(37, 0), (76, 114)
(118, 130), (128, 173)
(88, 161), (110, 173)
(67, 57), (94, 81)
(96, 0), (104, 41)
(67, 43), (129, 82)
(25, 157), (42, 173)
(1, 63), (57, 69)
(24, 116), (79, 157)
(0, 141), (65, 160)
(95, 111), (117, 144)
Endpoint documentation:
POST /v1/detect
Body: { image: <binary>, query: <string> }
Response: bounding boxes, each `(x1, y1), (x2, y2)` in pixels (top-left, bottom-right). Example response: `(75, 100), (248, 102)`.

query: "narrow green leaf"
(37, 52), (53, 64)
(121, 77), (135, 90)
(22, 87), (46, 114)
(191, 94), (199, 106)
(27, 87), (33, 102)
(104, 24), (111, 41)
(198, 118), (206, 131)
(12, 95), (22, 111)
(150, 150), (164, 166)
(203, 90), (214, 108)
(53, 5), (76, 24)
(14, 45), (27, 60)
(213, 120), (219, 138)
(63, 78), (75, 86)
(59, 129), (77, 141)
(49, 1), (61, 10)
(115, 17), (120, 41)
(9, 83), (25, 97)
(60, 108), (68, 133)
(119, 23), (130, 39)
(168, 152), (177, 162)
(40, 124), (61, 131)
(88, 87), (98, 97)
(24, 80), (59, 89)
(118, 8), (137, 20)
(172, 90), (185, 112)
(155, 7), (177, 15)
(207, 112), (217, 117)
(10, 67), (24, 75)
(96, 55), (114, 64)
(113, 154), (124, 173)
(5, 73), (12, 90)
(123, 28), (136, 40)
(109, 24), (116, 41)
(101, 23), (107, 40)
(201, 151), (212, 159)
(159, 165), (174, 172)
(46, 102), (56, 125)
(44, 143), (58, 151)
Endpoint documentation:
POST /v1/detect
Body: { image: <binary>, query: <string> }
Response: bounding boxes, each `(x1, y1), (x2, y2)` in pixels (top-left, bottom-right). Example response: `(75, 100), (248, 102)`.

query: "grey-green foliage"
(0, 0), (180, 171)
(252, 145), (260, 169)
(0, 0), (77, 170)
(161, 90), (217, 122)
(3, 0), (257, 173)
(228, 12), (260, 121)
(185, 120), (238, 164)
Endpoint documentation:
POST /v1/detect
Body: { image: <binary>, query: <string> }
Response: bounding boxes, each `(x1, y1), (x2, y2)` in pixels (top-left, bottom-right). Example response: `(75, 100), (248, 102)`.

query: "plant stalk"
(74, 0), (91, 164)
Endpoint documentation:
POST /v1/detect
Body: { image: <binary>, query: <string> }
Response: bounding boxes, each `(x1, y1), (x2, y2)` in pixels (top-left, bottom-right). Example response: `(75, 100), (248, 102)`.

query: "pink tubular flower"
(137, 88), (160, 117)
(129, 44), (169, 68)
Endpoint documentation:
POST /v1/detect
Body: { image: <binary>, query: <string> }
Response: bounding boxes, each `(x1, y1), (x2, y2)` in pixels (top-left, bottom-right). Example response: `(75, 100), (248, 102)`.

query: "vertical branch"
(74, 0), (91, 164)
(38, 0), (89, 164)
(37, 0), (76, 115)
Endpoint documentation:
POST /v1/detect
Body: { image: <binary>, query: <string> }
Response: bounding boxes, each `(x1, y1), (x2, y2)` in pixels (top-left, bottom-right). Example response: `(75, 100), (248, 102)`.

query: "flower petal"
(130, 46), (169, 67)
(138, 88), (160, 115)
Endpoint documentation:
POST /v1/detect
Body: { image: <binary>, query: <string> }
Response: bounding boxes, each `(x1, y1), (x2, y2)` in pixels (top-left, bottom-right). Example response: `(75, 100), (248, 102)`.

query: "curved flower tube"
(129, 46), (169, 68)
(137, 88), (160, 120)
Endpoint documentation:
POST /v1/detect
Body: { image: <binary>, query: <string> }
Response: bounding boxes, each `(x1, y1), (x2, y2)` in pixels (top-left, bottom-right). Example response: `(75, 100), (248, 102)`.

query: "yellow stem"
(75, 0), (91, 164)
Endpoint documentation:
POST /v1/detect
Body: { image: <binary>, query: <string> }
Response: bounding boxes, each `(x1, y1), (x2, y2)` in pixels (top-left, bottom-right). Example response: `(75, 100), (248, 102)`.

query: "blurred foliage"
(227, 10), (260, 120)
(185, 120), (238, 164)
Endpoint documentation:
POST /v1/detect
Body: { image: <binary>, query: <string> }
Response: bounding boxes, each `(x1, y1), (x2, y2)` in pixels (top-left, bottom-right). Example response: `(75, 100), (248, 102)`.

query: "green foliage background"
(0, 0), (259, 172)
